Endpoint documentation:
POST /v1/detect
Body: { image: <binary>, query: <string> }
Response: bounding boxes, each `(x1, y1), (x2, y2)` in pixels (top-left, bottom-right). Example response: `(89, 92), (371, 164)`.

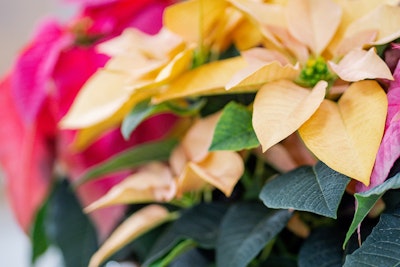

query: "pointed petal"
(285, 0), (342, 55)
(328, 0), (389, 53)
(231, 18), (263, 50)
(85, 163), (175, 212)
(226, 61), (300, 91)
(152, 57), (247, 103)
(88, 205), (170, 267)
(163, 0), (227, 44)
(253, 80), (327, 152)
(60, 70), (131, 128)
(228, 0), (286, 47)
(335, 29), (378, 56)
(209, 7), (244, 52)
(182, 112), (221, 162)
(97, 28), (185, 59)
(329, 48), (393, 81)
(155, 48), (194, 82)
(71, 98), (174, 151)
(170, 145), (188, 176)
(343, 4), (400, 46)
(299, 80), (387, 185)
(226, 48), (300, 90)
(240, 48), (290, 66)
(189, 151), (244, 196)
(176, 164), (208, 197)
(267, 26), (310, 63)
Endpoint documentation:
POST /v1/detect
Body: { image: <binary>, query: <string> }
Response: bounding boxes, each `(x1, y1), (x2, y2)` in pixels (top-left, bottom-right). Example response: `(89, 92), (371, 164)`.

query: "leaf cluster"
(32, 98), (400, 267)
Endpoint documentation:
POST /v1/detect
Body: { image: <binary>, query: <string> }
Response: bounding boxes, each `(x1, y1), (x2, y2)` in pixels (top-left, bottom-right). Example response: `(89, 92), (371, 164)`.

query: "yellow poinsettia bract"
(84, 162), (176, 213)
(298, 81), (388, 185)
(223, 0), (398, 184)
(88, 205), (170, 267)
(252, 80), (327, 152)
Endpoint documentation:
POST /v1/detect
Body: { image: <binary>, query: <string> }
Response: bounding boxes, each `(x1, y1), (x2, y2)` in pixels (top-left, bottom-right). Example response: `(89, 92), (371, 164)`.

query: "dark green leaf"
(218, 44), (241, 60)
(200, 93), (255, 117)
(298, 227), (344, 267)
(344, 172), (400, 248)
(344, 205), (400, 267)
(217, 202), (292, 267)
(150, 239), (196, 267)
(169, 248), (212, 267)
(121, 99), (205, 140)
(31, 200), (50, 263)
(76, 139), (178, 186)
(260, 161), (350, 218)
(121, 100), (169, 140)
(46, 180), (98, 267)
(165, 99), (206, 116)
(209, 102), (259, 151)
(143, 203), (228, 266)
(261, 256), (297, 267)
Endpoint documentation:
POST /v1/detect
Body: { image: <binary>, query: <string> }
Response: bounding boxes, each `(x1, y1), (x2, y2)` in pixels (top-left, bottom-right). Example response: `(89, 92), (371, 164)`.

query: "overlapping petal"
(171, 113), (244, 197)
(253, 80), (327, 152)
(152, 56), (247, 103)
(299, 81), (387, 185)
(163, 0), (228, 45)
(285, 0), (342, 55)
(341, 4), (400, 46)
(84, 162), (176, 212)
(225, 48), (300, 90)
(329, 48), (393, 81)
(88, 204), (170, 267)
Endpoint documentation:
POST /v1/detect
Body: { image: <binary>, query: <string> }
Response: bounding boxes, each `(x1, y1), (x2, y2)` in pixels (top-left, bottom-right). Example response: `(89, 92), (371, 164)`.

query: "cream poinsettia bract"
(60, 28), (194, 148)
(84, 112), (244, 213)
(62, 0), (400, 185)
(223, 0), (399, 185)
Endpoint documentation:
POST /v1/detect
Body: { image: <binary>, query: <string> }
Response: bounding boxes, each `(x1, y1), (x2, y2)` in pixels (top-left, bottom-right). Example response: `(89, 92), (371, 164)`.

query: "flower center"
(297, 56), (335, 88)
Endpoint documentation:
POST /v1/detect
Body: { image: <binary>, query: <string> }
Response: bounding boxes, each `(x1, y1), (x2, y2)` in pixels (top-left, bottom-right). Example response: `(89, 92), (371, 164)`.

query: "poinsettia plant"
(2, 0), (400, 266)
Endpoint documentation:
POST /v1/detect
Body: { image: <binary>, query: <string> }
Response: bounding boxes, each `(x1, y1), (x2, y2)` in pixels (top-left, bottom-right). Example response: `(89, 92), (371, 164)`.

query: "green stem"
(149, 239), (196, 267)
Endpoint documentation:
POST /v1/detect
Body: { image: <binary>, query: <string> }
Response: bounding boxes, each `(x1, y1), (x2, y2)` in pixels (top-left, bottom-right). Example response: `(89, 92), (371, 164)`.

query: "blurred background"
(0, 1), (75, 266)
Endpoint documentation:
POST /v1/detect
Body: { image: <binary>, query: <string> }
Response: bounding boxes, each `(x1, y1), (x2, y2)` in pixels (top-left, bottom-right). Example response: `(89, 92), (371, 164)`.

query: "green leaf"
(31, 200), (50, 263)
(169, 248), (212, 267)
(150, 239), (196, 267)
(121, 99), (205, 140)
(298, 227), (344, 267)
(344, 205), (400, 267)
(209, 102), (260, 151)
(200, 93), (255, 117)
(121, 100), (169, 140)
(46, 180), (98, 267)
(76, 139), (178, 186)
(343, 172), (400, 248)
(216, 202), (292, 267)
(143, 203), (228, 266)
(260, 161), (350, 218)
